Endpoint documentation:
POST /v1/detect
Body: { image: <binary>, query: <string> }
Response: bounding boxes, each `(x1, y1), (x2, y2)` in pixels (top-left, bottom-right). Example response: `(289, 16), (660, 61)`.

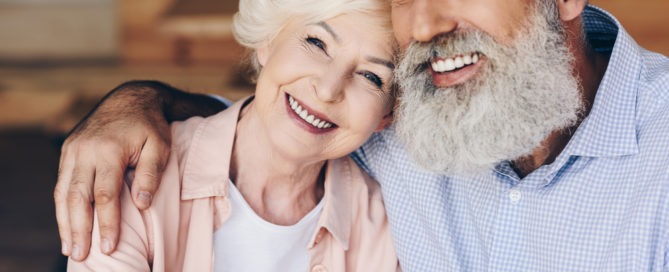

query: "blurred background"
(0, 0), (667, 271)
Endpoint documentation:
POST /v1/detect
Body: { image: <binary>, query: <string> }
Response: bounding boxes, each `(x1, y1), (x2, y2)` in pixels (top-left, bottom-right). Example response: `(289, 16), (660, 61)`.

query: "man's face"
(390, 0), (584, 175)
(391, 0), (535, 90)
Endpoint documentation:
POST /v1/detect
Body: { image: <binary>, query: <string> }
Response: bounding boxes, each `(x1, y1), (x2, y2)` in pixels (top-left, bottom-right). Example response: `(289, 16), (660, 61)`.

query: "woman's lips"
(285, 93), (337, 133)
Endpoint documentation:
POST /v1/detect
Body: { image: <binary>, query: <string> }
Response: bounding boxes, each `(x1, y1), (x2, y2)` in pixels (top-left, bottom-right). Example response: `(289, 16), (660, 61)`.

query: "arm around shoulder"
(55, 80), (227, 259)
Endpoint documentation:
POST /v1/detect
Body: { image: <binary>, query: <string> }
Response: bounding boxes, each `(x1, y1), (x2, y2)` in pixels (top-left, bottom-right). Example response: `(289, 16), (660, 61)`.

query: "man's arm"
(54, 80), (226, 261)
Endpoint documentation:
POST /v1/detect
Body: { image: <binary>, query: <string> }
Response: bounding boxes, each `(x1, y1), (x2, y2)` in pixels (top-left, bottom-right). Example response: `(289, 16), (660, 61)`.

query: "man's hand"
(54, 80), (226, 261)
(55, 83), (171, 261)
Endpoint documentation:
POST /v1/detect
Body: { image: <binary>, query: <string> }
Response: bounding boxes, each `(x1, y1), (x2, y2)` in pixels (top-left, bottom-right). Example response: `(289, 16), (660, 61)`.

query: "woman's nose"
(313, 69), (346, 103)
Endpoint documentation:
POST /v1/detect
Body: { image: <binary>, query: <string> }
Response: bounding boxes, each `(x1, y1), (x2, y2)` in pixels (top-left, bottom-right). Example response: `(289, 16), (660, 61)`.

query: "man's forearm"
(113, 80), (227, 122)
(154, 81), (228, 122)
(69, 80), (227, 137)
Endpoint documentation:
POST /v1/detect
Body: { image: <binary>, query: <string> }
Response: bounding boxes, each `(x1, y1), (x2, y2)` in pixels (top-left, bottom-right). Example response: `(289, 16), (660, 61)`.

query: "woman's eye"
(306, 37), (327, 52)
(361, 72), (384, 88)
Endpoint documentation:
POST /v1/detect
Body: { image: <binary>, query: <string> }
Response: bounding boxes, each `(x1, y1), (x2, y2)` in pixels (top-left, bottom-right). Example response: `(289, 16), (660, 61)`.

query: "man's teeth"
(431, 52), (480, 73)
(288, 95), (333, 129)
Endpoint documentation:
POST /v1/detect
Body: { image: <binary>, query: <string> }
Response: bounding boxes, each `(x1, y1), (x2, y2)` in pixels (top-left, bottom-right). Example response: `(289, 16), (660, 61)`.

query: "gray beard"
(394, 2), (584, 176)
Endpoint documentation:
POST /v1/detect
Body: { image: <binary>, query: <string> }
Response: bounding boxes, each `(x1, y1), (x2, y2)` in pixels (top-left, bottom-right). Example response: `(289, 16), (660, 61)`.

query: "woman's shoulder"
(337, 156), (383, 200)
(169, 111), (236, 163)
(170, 97), (249, 160)
(329, 156), (387, 227)
(328, 157), (398, 270)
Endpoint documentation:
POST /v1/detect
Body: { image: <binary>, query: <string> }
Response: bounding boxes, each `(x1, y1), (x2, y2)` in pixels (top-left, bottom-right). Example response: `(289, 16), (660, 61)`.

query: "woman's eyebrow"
(314, 21), (341, 43)
(367, 56), (395, 70)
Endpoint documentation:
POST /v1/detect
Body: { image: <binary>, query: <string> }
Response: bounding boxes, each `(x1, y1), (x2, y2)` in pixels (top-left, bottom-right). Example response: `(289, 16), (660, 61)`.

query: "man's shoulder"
(636, 50), (669, 136)
(631, 57), (669, 182)
(639, 49), (669, 98)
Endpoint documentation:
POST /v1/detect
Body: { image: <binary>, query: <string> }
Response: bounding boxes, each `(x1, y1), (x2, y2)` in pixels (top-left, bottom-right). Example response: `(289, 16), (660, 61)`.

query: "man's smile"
(430, 52), (480, 73)
(429, 52), (486, 88)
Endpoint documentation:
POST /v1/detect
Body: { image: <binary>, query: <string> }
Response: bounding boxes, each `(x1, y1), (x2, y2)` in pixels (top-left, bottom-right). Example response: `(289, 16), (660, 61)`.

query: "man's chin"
(400, 135), (514, 177)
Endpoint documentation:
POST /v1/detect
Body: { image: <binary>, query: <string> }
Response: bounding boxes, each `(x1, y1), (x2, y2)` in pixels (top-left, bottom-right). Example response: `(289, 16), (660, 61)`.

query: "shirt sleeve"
(67, 182), (152, 271)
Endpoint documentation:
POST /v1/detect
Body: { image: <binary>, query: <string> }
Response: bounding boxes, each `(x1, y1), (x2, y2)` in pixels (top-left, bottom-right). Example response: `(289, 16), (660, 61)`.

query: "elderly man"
(56, 0), (669, 270)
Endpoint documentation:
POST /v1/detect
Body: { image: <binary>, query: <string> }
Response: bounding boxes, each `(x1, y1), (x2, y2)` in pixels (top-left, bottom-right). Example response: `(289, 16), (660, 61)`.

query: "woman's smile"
(285, 93), (337, 134)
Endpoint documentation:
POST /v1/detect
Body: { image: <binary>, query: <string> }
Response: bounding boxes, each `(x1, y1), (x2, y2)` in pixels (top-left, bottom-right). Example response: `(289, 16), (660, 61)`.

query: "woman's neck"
(229, 102), (325, 226)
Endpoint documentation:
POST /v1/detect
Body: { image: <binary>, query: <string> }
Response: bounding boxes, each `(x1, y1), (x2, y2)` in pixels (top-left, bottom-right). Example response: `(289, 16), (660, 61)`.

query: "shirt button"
(509, 189), (522, 203)
(311, 264), (327, 272)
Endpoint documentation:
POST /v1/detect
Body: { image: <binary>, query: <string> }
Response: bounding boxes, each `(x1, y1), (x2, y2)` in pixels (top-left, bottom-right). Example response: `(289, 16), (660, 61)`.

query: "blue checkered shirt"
(352, 6), (669, 271)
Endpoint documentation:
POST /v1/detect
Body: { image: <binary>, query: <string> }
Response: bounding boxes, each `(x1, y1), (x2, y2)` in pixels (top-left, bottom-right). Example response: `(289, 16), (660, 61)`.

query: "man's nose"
(411, 0), (459, 42)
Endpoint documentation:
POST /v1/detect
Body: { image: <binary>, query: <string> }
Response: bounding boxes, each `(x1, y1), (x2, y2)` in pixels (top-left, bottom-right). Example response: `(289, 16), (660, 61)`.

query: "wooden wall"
(117, 0), (668, 64)
(0, 2), (118, 62)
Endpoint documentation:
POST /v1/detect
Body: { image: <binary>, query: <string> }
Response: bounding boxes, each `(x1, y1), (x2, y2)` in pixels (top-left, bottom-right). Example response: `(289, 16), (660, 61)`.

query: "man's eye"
(306, 37), (327, 51)
(361, 72), (384, 88)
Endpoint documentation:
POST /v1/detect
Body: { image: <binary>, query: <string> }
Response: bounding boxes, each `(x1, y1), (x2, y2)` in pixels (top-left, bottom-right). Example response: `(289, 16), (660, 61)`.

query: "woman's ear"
(375, 111), (393, 132)
(556, 0), (588, 22)
(256, 41), (271, 66)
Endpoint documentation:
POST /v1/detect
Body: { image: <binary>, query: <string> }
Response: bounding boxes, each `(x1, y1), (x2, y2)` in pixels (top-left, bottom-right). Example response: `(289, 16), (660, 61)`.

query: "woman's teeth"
(288, 95), (333, 129)
(431, 52), (480, 73)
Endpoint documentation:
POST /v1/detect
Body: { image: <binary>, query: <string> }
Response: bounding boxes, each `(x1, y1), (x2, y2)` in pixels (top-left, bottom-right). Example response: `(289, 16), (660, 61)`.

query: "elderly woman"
(66, 0), (398, 271)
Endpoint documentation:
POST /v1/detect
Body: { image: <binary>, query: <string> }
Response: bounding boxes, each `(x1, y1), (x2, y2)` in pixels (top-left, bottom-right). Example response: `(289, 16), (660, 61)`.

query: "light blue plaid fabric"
(352, 5), (669, 271)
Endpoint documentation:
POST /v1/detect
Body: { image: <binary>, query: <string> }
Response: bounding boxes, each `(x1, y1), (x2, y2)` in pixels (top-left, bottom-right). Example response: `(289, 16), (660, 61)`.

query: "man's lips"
(431, 52), (480, 73)
(428, 52), (486, 88)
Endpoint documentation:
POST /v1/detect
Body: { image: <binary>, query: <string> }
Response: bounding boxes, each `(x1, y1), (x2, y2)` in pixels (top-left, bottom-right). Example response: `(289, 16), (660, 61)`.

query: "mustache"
(395, 30), (498, 82)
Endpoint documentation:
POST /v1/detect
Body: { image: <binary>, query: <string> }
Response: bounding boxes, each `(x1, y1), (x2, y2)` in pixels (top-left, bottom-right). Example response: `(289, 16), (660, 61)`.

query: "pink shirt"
(68, 97), (399, 272)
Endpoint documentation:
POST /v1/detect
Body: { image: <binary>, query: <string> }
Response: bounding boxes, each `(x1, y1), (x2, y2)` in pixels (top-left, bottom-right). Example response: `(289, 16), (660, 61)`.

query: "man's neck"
(512, 17), (610, 178)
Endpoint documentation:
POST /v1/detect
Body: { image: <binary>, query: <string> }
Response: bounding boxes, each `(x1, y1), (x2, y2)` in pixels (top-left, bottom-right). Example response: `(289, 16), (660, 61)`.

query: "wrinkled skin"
(55, 81), (223, 260)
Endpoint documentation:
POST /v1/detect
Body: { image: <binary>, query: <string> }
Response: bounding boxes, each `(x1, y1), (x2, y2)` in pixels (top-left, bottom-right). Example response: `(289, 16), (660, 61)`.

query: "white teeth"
(286, 94), (334, 129)
(431, 52), (480, 73)
(463, 55), (472, 65)
(454, 57), (464, 68)
(444, 59), (455, 71)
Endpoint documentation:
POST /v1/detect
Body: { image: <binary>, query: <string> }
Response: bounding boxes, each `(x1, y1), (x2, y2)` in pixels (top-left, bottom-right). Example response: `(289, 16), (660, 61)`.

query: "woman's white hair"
(232, 0), (393, 78)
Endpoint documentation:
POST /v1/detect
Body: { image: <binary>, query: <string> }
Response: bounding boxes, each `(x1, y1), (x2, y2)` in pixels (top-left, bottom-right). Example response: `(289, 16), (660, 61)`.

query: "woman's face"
(251, 12), (395, 162)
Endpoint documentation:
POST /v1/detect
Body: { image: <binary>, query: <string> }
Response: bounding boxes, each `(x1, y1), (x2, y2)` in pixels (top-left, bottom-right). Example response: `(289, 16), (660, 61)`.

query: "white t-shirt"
(213, 180), (324, 272)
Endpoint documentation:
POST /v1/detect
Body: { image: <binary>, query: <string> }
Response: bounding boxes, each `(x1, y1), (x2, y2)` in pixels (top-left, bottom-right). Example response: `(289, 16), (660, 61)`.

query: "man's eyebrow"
(367, 56), (395, 70)
(315, 21), (341, 43)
